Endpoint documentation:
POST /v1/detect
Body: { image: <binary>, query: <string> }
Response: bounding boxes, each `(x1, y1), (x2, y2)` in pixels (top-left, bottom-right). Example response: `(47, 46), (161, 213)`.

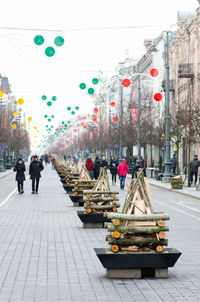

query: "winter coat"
(109, 159), (118, 174)
(29, 161), (44, 179)
(171, 156), (177, 169)
(94, 158), (101, 179)
(85, 160), (94, 171)
(190, 159), (200, 173)
(117, 161), (129, 177)
(13, 162), (26, 182)
(100, 160), (108, 168)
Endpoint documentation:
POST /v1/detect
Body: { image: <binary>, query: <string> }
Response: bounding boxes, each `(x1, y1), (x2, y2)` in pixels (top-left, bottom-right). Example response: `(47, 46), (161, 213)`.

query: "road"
(0, 166), (199, 301)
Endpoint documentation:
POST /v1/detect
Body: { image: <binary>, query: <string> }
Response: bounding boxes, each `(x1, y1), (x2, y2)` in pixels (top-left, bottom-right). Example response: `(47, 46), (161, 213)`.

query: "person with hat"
(29, 155), (44, 194)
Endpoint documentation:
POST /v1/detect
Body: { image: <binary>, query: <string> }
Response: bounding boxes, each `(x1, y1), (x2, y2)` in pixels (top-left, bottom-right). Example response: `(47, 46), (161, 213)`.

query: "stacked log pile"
(64, 164), (80, 188)
(170, 175), (183, 189)
(104, 169), (170, 253)
(83, 167), (120, 214)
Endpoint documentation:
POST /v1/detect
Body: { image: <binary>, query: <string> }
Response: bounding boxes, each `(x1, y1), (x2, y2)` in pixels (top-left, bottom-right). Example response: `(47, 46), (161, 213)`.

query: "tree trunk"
(104, 213), (170, 221)
(84, 204), (120, 210)
(107, 225), (169, 234)
(107, 236), (168, 246)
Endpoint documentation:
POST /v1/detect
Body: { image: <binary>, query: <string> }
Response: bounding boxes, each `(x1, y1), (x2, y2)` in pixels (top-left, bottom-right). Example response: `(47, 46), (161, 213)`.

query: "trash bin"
(154, 169), (161, 180)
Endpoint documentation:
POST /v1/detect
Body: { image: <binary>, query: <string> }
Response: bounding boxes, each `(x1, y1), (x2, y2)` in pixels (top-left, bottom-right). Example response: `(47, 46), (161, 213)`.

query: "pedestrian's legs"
(32, 178), (35, 192)
(122, 176), (126, 189)
(114, 173), (116, 184)
(172, 167), (176, 174)
(20, 181), (24, 192)
(17, 181), (20, 193)
(120, 178), (122, 189)
(112, 173), (115, 183)
(36, 178), (40, 193)
(195, 172), (198, 185)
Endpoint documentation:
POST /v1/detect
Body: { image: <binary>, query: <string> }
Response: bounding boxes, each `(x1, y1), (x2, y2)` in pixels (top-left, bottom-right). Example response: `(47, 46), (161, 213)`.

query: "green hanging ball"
(48, 119), (51, 122)
(54, 36), (65, 47)
(75, 106), (79, 110)
(67, 107), (71, 111)
(44, 115), (48, 118)
(62, 121), (64, 124)
(42, 95), (47, 100)
(92, 78), (99, 85)
(71, 111), (75, 115)
(46, 125), (48, 127)
(65, 124), (67, 127)
(34, 35), (44, 46)
(79, 83), (86, 90)
(68, 121), (70, 124)
(47, 101), (52, 106)
(51, 115), (54, 118)
(88, 88), (94, 95)
(45, 47), (55, 57)
(52, 96), (57, 101)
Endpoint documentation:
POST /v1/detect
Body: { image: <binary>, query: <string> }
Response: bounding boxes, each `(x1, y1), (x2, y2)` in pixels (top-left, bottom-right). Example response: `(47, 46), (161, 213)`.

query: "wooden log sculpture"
(104, 169), (170, 253)
(83, 167), (120, 214)
(72, 165), (96, 197)
(170, 175), (183, 189)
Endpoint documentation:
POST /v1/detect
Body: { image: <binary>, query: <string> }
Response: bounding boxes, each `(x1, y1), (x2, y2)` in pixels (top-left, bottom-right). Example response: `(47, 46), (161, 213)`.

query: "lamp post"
(137, 62), (142, 162)
(119, 81), (123, 161)
(162, 31), (172, 182)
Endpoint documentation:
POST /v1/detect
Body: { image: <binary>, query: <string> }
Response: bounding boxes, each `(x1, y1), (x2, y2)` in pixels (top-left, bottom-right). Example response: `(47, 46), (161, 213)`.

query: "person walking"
(29, 155), (44, 194)
(117, 159), (129, 189)
(85, 157), (94, 179)
(94, 156), (101, 180)
(190, 154), (200, 185)
(13, 158), (26, 194)
(109, 156), (119, 184)
(100, 156), (108, 168)
(171, 153), (177, 174)
(51, 156), (56, 169)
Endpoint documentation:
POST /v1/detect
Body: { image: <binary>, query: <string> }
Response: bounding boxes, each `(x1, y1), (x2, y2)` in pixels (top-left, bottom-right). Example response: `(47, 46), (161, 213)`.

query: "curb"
(149, 181), (200, 201)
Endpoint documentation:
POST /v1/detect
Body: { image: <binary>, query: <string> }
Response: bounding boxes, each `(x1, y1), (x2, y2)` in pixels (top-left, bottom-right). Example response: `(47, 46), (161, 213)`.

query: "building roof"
(0, 77), (11, 94)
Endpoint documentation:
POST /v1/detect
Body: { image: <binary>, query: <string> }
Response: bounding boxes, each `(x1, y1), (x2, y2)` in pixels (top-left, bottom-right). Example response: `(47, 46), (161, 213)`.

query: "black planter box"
(95, 248), (181, 269)
(69, 194), (83, 203)
(77, 211), (111, 223)
(63, 185), (73, 192)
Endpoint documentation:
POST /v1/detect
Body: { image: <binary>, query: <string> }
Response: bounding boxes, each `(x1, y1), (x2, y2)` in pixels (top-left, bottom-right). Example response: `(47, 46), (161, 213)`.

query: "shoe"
(31, 192), (35, 194)
(20, 190), (24, 194)
(18, 191), (21, 194)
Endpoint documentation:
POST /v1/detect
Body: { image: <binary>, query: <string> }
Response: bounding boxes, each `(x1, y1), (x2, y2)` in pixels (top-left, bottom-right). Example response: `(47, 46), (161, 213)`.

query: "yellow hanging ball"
(13, 112), (18, 117)
(17, 98), (24, 105)
(0, 91), (3, 98)
(34, 126), (37, 130)
(34, 136), (37, 138)
(28, 127), (31, 130)
(27, 133), (30, 137)
(12, 124), (16, 129)
(28, 117), (32, 122)
(37, 130), (39, 133)
(23, 122), (26, 126)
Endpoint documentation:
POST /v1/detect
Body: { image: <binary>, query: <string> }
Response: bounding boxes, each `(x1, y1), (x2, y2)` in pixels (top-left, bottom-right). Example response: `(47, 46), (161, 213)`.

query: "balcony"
(178, 63), (194, 78)
(161, 80), (175, 92)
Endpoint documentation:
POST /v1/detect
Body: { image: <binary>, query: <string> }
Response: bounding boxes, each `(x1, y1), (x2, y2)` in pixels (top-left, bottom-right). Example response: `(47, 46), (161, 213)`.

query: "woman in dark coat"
(94, 157), (101, 180)
(29, 155), (44, 194)
(13, 158), (26, 194)
(109, 156), (119, 184)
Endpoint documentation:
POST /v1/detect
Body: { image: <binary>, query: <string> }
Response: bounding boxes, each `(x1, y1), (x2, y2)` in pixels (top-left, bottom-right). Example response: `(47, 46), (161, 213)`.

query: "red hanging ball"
(94, 107), (98, 113)
(113, 116), (118, 122)
(154, 93), (162, 101)
(122, 79), (131, 87)
(110, 101), (116, 107)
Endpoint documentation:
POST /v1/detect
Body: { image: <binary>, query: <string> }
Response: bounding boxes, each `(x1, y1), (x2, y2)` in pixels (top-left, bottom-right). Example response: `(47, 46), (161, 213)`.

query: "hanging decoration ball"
(150, 68), (159, 77)
(68, 121), (70, 124)
(92, 78), (99, 85)
(75, 136), (78, 139)
(71, 111), (75, 115)
(74, 129), (77, 132)
(51, 115), (54, 118)
(64, 124), (68, 127)
(34, 126), (37, 130)
(67, 107), (71, 111)
(45, 47), (55, 57)
(154, 93), (162, 102)
(42, 95), (47, 100)
(17, 98), (24, 105)
(13, 112), (18, 117)
(88, 88), (95, 95)
(0, 91), (3, 98)
(28, 117), (32, 122)
(84, 126), (86, 129)
(48, 119), (51, 122)
(75, 106), (79, 110)
(46, 125), (48, 127)
(93, 107), (98, 114)
(51, 126), (53, 129)
(37, 130), (39, 133)
(81, 122), (84, 126)
(122, 79), (131, 87)
(47, 101), (52, 106)
(113, 116), (118, 122)
(62, 121), (65, 124)
(34, 35), (44, 46)
(52, 96), (57, 101)
(94, 128), (98, 133)
(23, 122), (26, 126)
(54, 36), (65, 47)
(110, 101), (116, 107)
(93, 118), (97, 122)
(79, 83), (86, 90)
(12, 124), (16, 129)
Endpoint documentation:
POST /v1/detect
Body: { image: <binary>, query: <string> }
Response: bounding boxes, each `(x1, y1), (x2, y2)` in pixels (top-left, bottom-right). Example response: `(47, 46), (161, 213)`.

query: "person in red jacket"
(85, 157), (94, 179)
(117, 159), (129, 189)
(51, 156), (56, 169)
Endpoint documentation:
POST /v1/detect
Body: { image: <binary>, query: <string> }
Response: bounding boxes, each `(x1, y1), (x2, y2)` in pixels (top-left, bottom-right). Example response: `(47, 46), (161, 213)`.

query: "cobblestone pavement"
(0, 165), (199, 301)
